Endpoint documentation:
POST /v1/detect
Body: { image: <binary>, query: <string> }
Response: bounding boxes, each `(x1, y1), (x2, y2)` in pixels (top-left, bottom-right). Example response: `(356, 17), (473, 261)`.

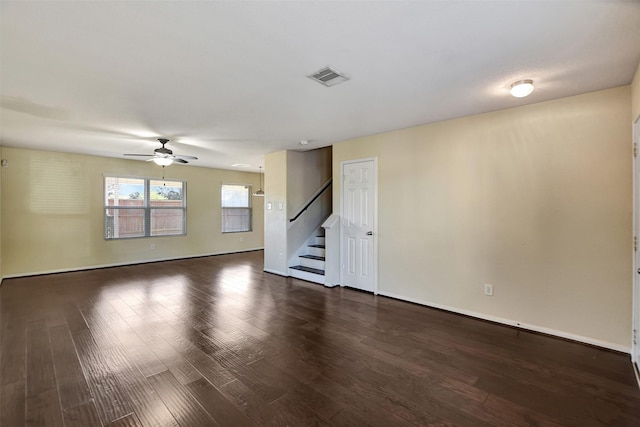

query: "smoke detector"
(307, 66), (349, 87)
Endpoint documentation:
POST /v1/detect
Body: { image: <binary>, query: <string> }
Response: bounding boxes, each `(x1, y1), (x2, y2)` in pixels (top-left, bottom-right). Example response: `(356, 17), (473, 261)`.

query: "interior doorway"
(340, 158), (377, 293)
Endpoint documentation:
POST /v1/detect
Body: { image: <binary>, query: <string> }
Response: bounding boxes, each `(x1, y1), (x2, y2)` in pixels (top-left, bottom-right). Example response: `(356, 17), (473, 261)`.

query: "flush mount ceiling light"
(510, 79), (534, 98)
(253, 166), (265, 197)
(300, 139), (309, 146)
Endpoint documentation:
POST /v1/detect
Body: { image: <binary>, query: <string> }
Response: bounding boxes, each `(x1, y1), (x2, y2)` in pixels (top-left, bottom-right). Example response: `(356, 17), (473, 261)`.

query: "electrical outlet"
(239, 236), (244, 242)
(484, 284), (493, 296)
(150, 243), (155, 250)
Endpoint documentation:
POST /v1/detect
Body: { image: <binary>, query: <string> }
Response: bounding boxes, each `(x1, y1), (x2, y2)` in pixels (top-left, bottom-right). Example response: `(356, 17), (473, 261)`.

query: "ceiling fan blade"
(123, 138), (196, 165)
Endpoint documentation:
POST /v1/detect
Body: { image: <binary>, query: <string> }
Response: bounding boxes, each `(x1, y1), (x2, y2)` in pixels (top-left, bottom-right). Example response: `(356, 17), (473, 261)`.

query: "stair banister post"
(322, 214), (340, 287)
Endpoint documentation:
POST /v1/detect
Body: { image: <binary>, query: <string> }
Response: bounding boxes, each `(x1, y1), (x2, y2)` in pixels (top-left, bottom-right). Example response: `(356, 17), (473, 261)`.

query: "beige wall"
(1, 147), (264, 276)
(286, 148), (332, 214)
(333, 86), (632, 350)
(264, 150), (288, 274)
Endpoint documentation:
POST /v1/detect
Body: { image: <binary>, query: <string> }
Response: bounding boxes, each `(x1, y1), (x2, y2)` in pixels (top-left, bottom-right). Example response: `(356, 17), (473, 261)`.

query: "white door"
(634, 117), (640, 366)
(341, 159), (377, 293)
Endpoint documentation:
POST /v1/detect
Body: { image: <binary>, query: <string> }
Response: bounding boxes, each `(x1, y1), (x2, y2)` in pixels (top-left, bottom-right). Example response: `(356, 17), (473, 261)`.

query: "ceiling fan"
(124, 138), (197, 166)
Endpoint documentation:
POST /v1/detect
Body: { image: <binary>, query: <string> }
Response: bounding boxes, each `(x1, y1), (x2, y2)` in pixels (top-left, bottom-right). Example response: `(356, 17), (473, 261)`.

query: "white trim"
(288, 267), (324, 284)
(265, 267), (338, 287)
(372, 158), (378, 295)
(2, 247), (264, 279)
(102, 172), (187, 182)
(377, 290), (631, 354)
(633, 116), (640, 364)
(633, 143), (637, 361)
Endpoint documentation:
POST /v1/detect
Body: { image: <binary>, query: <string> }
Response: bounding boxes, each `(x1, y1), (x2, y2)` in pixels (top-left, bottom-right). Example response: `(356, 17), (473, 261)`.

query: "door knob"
(367, 231), (373, 236)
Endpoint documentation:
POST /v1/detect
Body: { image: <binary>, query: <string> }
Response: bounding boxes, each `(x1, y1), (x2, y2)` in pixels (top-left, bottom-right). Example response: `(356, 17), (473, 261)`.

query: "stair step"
(299, 253), (326, 270)
(300, 254), (325, 261)
(290, 265), (325, 275)
(307, 246), (325, 257)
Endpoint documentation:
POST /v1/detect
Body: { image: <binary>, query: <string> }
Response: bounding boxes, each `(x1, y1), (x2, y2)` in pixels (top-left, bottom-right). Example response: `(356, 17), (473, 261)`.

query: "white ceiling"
(2, 0), (640, 171)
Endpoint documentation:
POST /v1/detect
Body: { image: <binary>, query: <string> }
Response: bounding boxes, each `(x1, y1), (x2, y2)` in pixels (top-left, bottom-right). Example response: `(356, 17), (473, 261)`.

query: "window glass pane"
(105, 177), (145, 205)
(104, 176), (186, 239)
(150, 180), (184, 207)
(222, 207), (251, 233)
(221, 184), (250, 208)
(105, 208), (145, 239)
(221, 184), (252, 233)
(151, 209), (185, 236)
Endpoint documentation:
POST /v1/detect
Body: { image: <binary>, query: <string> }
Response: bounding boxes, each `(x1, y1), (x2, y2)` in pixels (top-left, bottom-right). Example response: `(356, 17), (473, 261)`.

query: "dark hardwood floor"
(1, 250), (639, 426)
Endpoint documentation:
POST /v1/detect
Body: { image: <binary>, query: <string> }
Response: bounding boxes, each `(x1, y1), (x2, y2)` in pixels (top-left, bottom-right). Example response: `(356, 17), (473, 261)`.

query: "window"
(221, 184), (252, 233)
(104, 176), (186, 239)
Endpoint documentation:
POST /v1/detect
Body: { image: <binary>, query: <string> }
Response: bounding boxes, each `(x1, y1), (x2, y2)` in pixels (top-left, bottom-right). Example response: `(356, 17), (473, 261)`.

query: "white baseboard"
(264, 268), (337, 287)
(2, 247), (264, 279)
(288, 268), (324, 285)
(377, 290), (631, 354)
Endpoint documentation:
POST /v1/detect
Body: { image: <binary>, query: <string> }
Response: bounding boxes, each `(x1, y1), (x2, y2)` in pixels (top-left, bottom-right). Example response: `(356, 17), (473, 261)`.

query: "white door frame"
(633, 114), (640, 371)
(340, 157), (378, 294)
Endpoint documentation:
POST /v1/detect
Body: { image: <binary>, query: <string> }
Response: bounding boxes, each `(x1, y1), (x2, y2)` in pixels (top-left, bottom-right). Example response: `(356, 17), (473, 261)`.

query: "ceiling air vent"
(307, 66), (349, 87)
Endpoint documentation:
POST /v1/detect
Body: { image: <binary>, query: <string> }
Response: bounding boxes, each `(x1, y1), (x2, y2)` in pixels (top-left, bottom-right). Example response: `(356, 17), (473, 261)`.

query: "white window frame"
(221, 183), (252, 233)
(104, 175), (187, 240)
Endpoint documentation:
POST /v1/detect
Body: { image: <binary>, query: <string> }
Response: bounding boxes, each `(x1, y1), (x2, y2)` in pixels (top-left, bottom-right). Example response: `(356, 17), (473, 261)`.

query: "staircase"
(289, 233), (325, 284)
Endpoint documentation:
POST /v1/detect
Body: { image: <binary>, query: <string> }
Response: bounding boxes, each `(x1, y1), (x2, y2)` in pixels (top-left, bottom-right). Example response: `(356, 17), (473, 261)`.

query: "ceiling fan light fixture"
(125, 138), (196, 165)
(152, 157), (174, 166)
(510, 79), (534, 98)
